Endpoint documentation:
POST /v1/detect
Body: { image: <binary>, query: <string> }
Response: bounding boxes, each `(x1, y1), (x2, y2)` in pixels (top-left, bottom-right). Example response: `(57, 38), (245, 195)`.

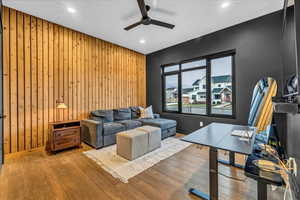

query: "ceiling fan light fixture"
(139, 39), (146, 44)
(221, 1), (230, 8)
(67, 7), (76, 14)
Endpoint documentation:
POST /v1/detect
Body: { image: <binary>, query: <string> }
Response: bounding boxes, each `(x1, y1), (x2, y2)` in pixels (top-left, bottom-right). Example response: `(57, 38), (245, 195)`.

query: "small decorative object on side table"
(46, 120), (81, 153)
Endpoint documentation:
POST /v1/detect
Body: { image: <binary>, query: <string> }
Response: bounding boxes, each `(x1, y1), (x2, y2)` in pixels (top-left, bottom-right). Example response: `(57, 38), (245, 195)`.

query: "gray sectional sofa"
(81, 107), (177, 149)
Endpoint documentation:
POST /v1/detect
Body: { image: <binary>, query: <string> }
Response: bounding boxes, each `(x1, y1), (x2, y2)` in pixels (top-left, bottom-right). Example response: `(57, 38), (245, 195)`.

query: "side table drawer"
(54, 128), (80, 139)
(54, 135), (80, 151)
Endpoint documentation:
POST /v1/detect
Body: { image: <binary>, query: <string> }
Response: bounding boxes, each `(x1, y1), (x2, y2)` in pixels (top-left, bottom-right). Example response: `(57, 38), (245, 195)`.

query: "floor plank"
(0, 136), (284, 200)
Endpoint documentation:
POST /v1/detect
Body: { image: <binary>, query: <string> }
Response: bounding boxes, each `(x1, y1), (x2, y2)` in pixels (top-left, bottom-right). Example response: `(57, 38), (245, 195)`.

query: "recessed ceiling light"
(67, 7), (76, 13)
(221, 2), (230, 8)
(139, 39), (146, 44)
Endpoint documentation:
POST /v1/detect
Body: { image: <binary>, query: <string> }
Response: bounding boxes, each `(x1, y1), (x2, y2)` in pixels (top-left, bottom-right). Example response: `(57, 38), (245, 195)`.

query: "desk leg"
(209, 147), (218, 200)
(218, 151), (244, 169)
(189, 147), (218, 200)
(257, 181), (267, 200)
(229, 151), (235, 165)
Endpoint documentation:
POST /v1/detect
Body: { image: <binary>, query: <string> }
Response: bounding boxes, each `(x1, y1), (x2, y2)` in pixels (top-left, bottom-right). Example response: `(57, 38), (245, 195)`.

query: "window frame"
(161, 50), (236, 119)
(181, 66), (207, 115)
(162, 72), (180, 113)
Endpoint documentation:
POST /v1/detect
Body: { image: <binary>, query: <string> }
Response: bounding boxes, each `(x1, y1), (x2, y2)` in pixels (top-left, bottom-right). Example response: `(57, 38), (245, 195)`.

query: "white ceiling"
(3, 0), (285, 54)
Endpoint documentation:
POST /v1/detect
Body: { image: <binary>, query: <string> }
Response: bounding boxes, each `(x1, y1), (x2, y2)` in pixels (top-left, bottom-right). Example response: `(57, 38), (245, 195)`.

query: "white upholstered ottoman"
(136, 126), (161, 152)
(116, 129), (148, 160)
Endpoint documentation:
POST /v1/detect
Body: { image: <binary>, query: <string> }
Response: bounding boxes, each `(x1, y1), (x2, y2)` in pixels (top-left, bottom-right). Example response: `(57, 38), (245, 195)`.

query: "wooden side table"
(46, 120), (81, 153)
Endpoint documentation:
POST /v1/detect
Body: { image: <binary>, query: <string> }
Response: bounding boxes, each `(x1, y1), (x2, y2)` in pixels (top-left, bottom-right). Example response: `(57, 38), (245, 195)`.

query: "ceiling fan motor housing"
(146, 5), (151, 11)
(142, 17), (151, 25)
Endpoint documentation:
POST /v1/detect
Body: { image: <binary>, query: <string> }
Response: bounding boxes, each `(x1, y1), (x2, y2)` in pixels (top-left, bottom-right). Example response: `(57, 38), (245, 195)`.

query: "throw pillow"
(140, 106), (154, 119)
(130, 106), (141, 119)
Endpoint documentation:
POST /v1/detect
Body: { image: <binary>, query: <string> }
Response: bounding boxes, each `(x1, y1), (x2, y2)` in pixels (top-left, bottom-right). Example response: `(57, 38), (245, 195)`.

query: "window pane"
(211, 56), (232, 115)
(182, 69), (206, 114)
(165, 75), (178, 111)
(182, 59), (206, 70)
(164, 64), (179, 73)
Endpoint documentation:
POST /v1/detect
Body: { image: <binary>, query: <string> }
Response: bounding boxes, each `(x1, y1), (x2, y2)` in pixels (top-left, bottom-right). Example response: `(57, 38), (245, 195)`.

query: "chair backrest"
(248, 77), (277, 132)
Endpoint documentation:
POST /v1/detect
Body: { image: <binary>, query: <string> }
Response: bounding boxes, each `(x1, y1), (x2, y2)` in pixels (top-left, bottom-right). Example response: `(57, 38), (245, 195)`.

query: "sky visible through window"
(165, 56), (231, 89)
(165, 75), (177, 89)
(182, 70), (206, 88)
(211, 56), (232, 77)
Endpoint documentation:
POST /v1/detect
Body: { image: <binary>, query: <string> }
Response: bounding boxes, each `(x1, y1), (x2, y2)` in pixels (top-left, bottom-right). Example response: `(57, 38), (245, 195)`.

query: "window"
(162, 51), (235, 117)
(164, 74), (179, 111)
(164, 64), (179, 73)
(211, 56), (233, 115)
(182, 59), (206, 70)
(214, 94), (221, 99)
(182, 68), (206, 114)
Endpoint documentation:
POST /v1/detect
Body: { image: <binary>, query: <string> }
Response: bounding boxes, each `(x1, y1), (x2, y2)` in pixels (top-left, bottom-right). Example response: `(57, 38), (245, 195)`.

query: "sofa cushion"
(130, 106), (141, 119)
(162, 127), (176, 139)
(91, 110), (113, 123)
(103, 122), (125, 136)
(153, 113), (160, 118)
(117, 120), (142, 130)
(138, 118), (177, 130)
(113, 108), (131, 121)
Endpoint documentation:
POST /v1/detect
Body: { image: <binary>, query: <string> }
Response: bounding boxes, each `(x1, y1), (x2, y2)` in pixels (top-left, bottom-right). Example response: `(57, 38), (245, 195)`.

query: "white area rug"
(83, 137), (192, 183)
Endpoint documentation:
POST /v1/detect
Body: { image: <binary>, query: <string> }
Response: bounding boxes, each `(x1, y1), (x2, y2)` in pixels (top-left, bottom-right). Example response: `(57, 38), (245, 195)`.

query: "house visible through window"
(211, 56), (233, 115)
(162, 51), (235, 117)
(182, 68), (207, 114)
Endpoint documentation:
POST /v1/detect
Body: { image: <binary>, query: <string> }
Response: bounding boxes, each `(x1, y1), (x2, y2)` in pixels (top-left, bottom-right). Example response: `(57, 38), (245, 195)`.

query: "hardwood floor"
(0, 138), (284, 200)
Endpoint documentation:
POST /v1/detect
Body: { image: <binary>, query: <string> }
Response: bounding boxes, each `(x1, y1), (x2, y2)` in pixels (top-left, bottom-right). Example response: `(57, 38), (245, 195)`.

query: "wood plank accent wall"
(2, 6), (146, 154)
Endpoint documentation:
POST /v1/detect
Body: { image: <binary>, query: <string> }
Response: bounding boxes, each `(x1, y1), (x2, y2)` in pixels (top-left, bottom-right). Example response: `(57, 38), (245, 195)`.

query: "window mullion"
(178, 66), (182, 113)
(207, 60), (212, 116)
(231, 55), (236, 117)
(162, 74), (166, 112)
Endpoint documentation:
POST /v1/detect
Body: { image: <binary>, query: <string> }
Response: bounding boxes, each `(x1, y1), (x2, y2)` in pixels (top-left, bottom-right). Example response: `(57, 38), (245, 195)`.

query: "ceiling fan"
(124, 0), (175, 31)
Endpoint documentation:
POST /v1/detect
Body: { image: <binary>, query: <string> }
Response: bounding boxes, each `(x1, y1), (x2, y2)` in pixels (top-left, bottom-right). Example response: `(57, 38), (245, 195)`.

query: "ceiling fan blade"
(124, 21), (142, 31)
(137, 0), (148, 18)
(150, 19), (175, 29)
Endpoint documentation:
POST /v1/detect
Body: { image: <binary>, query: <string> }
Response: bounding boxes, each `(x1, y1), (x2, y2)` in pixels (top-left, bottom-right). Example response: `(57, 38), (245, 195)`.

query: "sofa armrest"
(153, 113), (160, 119)
(81, 119), (104, 148)
(90, 115), (105, 122)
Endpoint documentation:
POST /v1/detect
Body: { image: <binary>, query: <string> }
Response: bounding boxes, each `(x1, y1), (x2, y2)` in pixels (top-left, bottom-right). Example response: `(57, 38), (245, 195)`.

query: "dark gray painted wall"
(146, 10), (285, 133)
(286, 113), (300, 195)
(288, 0), (300, 190)
(295, 0), (300, 78)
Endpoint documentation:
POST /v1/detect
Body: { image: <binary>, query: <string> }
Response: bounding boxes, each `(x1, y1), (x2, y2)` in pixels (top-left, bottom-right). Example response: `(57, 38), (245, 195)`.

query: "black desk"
(182, 123), (256, 200)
